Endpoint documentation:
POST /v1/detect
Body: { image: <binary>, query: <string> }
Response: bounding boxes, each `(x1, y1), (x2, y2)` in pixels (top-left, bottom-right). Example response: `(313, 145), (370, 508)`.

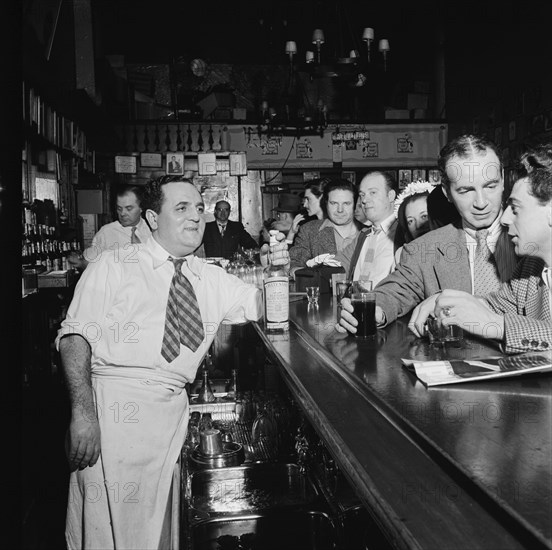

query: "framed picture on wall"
(428, 169), (441, 184)
(303, 171), (320, 182)
(141, 153), (162, 168)
(398, 170), (412, 190)
(166, 153), (184, 175)
(115, 155), (137, 174)
(341, 171), (356, 184)
(412, 169), (426, 181)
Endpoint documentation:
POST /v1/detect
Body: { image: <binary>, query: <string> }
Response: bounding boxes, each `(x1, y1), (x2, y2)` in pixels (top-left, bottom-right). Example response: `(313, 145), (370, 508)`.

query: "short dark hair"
(438, 134), (502, 189)
(142, 175), (195, 214)
(320, 177), (357, 215)
(215, 200), (230, 210)
(517, 142), (552, 204)
(361, 170), (399, 195)
(115, 185), (144, 204)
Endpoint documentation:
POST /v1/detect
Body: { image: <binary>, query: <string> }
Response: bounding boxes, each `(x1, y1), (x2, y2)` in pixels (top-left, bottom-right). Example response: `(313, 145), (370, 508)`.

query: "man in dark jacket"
(203, 200), (258, 259)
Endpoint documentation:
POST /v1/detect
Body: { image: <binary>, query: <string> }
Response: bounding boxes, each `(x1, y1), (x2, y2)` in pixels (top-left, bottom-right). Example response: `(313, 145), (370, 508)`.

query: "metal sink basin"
(190, 510), (337, 550)
(189, 463), (319, 518)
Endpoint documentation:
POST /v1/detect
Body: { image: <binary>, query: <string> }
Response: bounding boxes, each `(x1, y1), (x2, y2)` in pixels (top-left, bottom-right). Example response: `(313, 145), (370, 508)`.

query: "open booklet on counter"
(401, 351), (552, 387)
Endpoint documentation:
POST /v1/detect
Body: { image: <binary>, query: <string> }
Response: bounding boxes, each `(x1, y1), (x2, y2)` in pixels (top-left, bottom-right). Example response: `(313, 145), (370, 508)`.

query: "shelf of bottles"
(22, 205), (81, 295)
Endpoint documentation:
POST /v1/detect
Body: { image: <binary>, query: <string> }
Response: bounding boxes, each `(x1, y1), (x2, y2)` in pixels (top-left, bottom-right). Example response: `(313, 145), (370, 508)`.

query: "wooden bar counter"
(253, 294), (552, 550)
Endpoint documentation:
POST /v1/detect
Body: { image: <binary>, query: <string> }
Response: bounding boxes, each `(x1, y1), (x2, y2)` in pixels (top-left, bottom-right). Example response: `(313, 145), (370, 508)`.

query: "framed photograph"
(341, 171), (356, 184)
(412, 169), (426, 181)
(428, 169), (441, 184)
(141, 153), (162, 168)
(398, 169), (412, 190)
(303, 171), (320, 182)
(115, 155), (137, 174)
(166, 153), (184, 174)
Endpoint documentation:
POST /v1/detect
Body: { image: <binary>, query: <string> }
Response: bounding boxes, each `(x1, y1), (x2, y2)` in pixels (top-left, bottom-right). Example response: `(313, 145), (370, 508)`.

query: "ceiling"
(95, 0), (442, 66)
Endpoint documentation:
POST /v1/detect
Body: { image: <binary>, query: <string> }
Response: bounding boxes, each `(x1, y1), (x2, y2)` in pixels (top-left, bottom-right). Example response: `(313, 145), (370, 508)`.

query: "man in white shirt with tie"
(57, 175), (288, 549)
(68, 185), (152, 269)
(335, 170), (399, 285)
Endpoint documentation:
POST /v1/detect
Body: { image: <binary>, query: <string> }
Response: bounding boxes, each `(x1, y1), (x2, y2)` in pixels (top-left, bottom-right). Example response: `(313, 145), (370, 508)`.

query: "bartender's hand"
(260, 231), (290, 267)
(335, 298), (385, 334)
(408, 292), (441, 338)
(435, 290), (504, 340)
(66, 407), (101, 471)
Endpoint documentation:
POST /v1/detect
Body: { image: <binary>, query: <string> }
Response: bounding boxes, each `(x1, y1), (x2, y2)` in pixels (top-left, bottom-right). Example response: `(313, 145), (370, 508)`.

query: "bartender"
(68, 185), (152, 270)
(57, 175), (289, 550)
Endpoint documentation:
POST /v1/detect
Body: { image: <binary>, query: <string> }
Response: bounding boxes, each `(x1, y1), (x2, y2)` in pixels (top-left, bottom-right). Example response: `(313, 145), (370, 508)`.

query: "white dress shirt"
(83, 218), (152, 262)
(354, 213), (398, 286)
(57, 235), (262, 388)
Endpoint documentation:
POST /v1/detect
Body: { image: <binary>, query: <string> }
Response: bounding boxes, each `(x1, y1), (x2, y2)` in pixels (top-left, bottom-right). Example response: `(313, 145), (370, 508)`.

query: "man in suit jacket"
(290, 178), (362, 271)
(203, 200), (258, 259)
(431, 143), (552, 354)
(337, 134), (518, 334)
(167, 155), (182, 174)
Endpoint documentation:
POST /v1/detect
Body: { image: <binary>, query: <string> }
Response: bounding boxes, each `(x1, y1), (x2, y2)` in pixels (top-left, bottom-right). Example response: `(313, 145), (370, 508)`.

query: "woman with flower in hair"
(394, 180), (436, 262)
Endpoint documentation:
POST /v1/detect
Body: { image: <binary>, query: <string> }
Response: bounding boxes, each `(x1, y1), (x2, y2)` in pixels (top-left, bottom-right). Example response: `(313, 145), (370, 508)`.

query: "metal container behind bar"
(190, 510), (337, 550)
(189, 463), (320, 518)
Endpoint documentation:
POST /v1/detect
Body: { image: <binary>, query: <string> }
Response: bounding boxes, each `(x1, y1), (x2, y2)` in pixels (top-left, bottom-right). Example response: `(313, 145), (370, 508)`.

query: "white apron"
(66, 376), (189, 550)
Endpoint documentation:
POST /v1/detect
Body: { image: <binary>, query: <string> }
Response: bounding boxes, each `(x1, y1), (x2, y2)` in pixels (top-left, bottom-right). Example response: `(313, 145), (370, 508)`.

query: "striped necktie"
(473, 229), (500, 295)
(161, 258), (204, 362)
(131, 226), (141, 244)
(219, 224), (226, 238)
(360, 226), (382, 276)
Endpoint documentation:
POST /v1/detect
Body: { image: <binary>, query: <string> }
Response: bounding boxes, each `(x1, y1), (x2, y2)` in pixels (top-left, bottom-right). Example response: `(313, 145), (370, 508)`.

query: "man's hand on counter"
(335, 298), (385, 334)
(260, 231), (290, 267)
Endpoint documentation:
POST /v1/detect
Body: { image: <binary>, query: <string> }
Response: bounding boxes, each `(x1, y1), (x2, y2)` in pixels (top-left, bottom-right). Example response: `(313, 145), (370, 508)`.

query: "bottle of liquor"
(263, 230), (289, 332)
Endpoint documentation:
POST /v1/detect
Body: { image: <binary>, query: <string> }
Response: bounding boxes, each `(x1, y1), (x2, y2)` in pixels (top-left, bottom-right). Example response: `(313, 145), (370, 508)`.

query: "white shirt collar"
(145, 236), (205, 278)
(374, 212), (397, 234)
(463, 212), (503, 240)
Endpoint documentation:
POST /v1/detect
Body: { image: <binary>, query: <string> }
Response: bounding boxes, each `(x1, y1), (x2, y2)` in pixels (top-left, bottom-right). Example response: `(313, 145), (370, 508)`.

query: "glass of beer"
(350, 287), (377, 338)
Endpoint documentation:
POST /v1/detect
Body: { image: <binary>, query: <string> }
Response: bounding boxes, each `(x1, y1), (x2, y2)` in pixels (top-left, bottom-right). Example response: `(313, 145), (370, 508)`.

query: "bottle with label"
(263, 230), (289, 332)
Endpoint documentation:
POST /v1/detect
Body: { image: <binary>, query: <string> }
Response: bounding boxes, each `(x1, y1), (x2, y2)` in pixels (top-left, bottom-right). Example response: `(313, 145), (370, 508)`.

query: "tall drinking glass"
(350, 285), (377, 338)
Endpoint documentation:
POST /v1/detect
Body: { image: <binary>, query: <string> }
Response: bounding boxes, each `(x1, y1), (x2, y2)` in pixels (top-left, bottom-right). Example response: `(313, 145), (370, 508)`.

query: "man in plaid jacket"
(432, 142), (552, 353)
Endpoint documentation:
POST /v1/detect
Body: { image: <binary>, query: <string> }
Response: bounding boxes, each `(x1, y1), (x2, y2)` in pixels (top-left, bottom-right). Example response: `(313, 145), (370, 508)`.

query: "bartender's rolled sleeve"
(55, 252), (121, 351)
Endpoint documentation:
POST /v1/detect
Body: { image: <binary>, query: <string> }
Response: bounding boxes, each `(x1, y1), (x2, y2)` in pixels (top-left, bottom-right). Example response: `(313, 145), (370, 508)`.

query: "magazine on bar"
(401, 351), (552, 387)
